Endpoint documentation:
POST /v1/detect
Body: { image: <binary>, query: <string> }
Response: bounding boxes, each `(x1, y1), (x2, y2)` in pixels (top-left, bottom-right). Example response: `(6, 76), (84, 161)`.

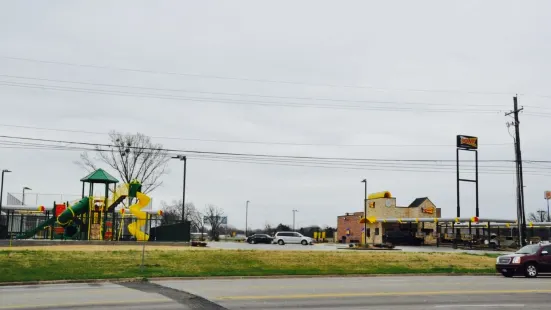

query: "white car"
(273, 231), (314, 245)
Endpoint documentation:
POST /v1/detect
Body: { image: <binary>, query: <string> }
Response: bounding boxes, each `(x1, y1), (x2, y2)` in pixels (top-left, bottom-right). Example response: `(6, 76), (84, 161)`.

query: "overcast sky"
(0, 1), (550, 230)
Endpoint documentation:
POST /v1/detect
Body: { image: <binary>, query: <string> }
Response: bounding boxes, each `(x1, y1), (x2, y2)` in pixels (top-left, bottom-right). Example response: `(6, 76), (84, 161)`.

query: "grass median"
(0, 247), (495, 282)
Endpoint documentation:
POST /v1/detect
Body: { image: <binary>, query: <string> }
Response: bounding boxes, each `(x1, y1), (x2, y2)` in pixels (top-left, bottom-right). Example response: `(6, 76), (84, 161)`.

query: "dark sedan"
(246, 234), (273, 244)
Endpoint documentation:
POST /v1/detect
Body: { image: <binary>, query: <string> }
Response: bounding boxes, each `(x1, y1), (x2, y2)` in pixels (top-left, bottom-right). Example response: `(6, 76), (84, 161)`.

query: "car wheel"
(251, 239), (256, 244)
(301, 240), (308, 246)
(524, 263), (538, 278)
(278, 239), (285, 245)
(501, 270), (515, 278)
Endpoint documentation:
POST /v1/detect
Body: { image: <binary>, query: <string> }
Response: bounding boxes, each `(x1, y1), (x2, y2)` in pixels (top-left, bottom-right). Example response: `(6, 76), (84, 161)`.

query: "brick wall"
(336, 212), (363, 243)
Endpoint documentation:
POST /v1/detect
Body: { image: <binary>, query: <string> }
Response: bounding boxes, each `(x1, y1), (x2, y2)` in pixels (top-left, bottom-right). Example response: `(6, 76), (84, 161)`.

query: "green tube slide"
(56, 197), (90, 227)
(15, 217), (56, 239)
(15, 197), (90, 239)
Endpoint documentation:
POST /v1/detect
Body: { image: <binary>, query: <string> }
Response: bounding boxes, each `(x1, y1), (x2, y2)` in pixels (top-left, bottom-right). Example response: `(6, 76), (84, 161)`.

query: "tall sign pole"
(456, 135), (479, 241)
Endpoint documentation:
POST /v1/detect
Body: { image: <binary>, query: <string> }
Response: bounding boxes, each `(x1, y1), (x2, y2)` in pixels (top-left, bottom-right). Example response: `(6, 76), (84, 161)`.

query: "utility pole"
(506, 95), (526, 246)
(22, 187), (31, 206)
(546, 191), (551, 222)
(292, 209), (298, 231)
(537, 210), (546, 223)
(245, 200), (250, 236)
(361, 179), (367, 246)
(547, 199), (551, 222)
(0, 170), (11, 221)
(172, 155), (187, 221)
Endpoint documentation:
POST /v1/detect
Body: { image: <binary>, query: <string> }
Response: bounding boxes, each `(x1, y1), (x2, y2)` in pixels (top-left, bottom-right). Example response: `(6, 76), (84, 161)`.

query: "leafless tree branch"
(204, 204), (225, 241)
(76, 131), (170, 194)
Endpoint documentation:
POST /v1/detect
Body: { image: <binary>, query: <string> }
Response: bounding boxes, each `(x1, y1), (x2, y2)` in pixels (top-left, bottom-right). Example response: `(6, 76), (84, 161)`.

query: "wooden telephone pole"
(506, 96), (527, 246)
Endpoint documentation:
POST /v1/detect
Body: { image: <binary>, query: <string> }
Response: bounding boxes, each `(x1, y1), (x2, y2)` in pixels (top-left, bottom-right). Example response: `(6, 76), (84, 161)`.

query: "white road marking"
(434, 305), (525, 308)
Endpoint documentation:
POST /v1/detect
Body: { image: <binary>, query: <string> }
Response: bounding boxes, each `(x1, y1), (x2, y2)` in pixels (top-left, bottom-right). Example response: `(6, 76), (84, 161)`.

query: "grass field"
(0, 247), (496, 282)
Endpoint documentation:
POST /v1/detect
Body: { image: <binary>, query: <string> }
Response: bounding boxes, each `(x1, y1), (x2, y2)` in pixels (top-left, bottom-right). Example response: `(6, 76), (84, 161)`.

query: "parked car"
(273, 231), (314, 245)
(246, 234), (273, 244)
(233, 234), (247, 242)
(496, 242), (551, 278)
(382, 231), (424, 246)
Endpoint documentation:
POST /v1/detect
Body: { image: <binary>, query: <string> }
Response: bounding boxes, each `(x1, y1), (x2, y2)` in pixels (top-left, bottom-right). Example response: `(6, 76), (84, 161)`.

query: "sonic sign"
(456, 135), (478, 150)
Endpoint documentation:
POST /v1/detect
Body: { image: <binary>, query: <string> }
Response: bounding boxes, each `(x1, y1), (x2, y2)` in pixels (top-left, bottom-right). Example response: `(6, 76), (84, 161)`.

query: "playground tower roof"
(80, 168), (119, 184)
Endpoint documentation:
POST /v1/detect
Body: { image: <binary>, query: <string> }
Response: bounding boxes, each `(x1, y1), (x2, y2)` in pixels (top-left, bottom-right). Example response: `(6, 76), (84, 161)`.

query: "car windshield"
(515, 245), (540, 254)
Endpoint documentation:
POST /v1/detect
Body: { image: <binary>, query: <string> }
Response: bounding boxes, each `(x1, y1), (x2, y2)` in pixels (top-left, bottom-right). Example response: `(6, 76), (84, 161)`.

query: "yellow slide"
(127, 192), (151, 241)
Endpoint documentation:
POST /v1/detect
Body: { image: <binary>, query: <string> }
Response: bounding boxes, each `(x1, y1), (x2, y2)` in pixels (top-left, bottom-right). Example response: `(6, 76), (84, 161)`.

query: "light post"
(292, 209), (298, 231)
(0, 169), (11, 219)
(22, 186), (31, 206)
(361, 179), (367, 246)
(245, 200), (250, 236)
(546, 191), (551, 222)
(172, 155), (187, 221)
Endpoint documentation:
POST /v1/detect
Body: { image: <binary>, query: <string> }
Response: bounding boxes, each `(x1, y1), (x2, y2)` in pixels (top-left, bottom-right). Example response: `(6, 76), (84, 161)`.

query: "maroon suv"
(496, 243), (551, 278)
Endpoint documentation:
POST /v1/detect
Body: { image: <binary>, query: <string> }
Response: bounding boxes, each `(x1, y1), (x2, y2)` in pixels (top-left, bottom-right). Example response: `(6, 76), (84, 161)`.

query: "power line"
(0, 123), (513, 148)
(1, 136), (549, 176)
(1, 55), (521, 96)
(0, 134), (546, 163)
(0, 80), (506, 114)
(0, 74), (518, 109)
(1, 142), (547, 175)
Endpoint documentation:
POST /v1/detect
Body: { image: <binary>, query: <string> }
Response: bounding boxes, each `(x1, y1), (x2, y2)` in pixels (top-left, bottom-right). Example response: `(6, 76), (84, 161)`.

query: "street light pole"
(172, 155), (187, 221)
(22, 187), (31, 206)
(292, 209), (298, 231)
(245, 200), (250, 236)
(547, 198), (550, 222)
(0, 169), (12, 219)
(361, 179), (367, 246)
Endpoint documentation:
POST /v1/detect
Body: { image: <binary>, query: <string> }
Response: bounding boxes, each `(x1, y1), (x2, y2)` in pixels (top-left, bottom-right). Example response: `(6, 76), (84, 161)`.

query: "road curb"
(0, 277), (145, 287)
(0, 273), (497, 286)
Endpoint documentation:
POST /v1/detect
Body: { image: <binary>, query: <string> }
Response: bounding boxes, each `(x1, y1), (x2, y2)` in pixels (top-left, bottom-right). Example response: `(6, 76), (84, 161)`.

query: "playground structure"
(1, 169), (166, 241)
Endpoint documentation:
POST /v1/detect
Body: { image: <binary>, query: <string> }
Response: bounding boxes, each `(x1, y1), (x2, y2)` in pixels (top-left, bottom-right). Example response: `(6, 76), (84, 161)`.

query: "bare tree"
(161, 200), (202, 231)
(204, 204), (225, 241)
(77, 131), (169, 193)
(264, 223), (274, 235)
(528, 210), (548, 222)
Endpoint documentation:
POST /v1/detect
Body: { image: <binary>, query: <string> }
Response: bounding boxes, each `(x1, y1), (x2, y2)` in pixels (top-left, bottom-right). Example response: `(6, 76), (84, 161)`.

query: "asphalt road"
(2, 276), (550, 309)
(157, 275), (551, 309)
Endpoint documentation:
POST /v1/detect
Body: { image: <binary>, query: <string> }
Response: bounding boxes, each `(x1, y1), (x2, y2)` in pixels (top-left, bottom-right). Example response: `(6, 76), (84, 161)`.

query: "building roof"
(408, 197), (429, 208)
(80, 168), (119, 184)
